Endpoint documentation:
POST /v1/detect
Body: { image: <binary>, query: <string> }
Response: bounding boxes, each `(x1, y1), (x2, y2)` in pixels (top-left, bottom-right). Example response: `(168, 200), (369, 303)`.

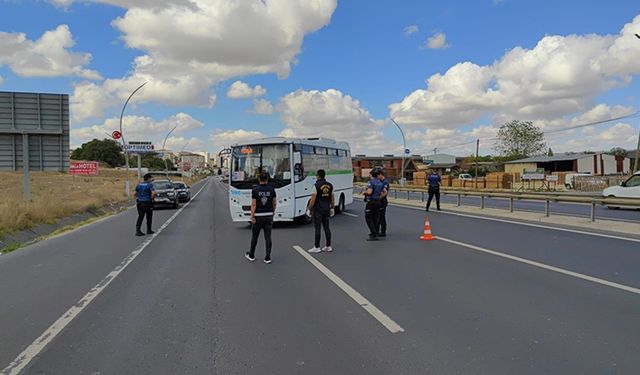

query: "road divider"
(0, 178), (211, 375)
(292, 245), (404, 334)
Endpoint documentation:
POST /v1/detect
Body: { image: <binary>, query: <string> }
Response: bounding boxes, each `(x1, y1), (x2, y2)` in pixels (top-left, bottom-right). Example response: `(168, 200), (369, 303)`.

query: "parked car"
(152, 179), (179, 209)
(458, 173), (473, 181)
(564, 172), (592, 189)
(602, 171), (640, 209)
(173, 181), (191, 202)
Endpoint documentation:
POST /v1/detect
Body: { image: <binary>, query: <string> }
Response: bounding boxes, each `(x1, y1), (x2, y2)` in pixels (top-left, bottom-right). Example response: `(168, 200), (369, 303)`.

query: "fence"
(354, 184), (640, 222)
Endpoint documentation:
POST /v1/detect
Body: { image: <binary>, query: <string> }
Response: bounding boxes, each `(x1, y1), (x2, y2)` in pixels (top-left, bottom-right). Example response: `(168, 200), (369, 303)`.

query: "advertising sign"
(123, 141), (154, 153)
(69, 161), (98, 175)
(545, 175), (559, 182)
(522, 169), (545, 180)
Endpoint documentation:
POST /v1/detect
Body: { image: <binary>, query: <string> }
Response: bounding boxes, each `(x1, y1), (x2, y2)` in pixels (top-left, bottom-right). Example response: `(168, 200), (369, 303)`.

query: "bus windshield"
(231, 144), (291, 189)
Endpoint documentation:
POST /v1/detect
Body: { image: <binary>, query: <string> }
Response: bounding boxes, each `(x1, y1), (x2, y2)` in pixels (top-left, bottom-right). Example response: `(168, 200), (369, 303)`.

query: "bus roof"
(230, 137), (350, 150)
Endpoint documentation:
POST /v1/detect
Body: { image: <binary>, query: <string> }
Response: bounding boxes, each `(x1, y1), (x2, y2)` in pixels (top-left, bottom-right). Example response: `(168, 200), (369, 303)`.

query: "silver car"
(152, 180), (179, 209)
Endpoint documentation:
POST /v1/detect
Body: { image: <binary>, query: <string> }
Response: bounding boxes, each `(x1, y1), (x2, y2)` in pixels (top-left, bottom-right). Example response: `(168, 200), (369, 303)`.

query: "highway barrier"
(354, 184), (640, 222)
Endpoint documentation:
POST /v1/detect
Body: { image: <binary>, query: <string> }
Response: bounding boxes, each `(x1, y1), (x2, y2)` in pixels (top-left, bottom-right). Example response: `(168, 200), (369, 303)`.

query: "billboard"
(0, 91), (70, 172)
(123, 141), (154, 153)
(69, 161), (99, 175)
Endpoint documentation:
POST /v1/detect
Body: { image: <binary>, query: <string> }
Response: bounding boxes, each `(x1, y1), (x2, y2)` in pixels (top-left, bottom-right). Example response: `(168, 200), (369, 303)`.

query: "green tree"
(141, 153), (174, 171)
(494, 120), (546, 159)
(547, 148), (554, 156)
(71, 138), (124, 167)
(609, 147), (627, 157)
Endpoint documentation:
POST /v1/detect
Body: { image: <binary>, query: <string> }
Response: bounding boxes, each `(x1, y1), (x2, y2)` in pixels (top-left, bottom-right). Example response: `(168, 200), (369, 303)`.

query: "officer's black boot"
(135, 227), (144, 236)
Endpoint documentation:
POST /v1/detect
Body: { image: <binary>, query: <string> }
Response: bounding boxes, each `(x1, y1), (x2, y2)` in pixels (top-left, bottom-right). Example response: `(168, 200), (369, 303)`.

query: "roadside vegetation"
(0, 168), (207, 239)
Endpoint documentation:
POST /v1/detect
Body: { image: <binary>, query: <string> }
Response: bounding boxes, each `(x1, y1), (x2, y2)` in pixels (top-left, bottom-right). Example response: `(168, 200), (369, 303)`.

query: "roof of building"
(505, 153), (603, 164)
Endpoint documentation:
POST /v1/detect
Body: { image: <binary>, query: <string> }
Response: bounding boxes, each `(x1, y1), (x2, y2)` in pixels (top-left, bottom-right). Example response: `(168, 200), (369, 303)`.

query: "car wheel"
(173, 201), (179, 209)
(335, 194), (345, 214)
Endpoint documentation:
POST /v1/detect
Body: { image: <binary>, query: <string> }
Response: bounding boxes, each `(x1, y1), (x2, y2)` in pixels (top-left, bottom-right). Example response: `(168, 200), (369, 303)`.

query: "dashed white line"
(437, 236), (640, 296)
(292, 245), (404, 334)
(0, 179), (211, 375)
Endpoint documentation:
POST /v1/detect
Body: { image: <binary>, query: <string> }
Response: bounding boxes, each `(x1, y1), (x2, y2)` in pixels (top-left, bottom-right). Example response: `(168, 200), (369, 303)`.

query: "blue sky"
(1, 0), (640, 157)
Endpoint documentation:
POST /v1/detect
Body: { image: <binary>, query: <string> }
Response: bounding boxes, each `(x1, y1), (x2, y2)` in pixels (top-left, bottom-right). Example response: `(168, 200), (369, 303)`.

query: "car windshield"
(231, 144), (291, 189)
(173, 183), (186, 189)
(153, 181), (173, 190)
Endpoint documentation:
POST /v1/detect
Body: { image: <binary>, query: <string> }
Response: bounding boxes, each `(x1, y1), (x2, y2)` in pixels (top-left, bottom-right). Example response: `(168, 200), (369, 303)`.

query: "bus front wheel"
(335, 194), (345, 214)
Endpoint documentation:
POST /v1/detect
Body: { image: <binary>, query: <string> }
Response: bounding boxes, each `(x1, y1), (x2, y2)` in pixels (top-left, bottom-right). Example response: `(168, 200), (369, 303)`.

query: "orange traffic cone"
(419, 217), (436, 241)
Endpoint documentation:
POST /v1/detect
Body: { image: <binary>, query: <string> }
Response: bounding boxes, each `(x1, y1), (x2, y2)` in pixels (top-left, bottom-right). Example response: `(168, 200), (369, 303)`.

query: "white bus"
(229, 137), (354, 222)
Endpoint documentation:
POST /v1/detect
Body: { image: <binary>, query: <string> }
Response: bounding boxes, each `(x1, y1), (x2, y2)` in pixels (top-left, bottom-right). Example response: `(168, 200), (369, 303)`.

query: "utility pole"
(634, 125), (640, 173)
(475, 139), (480, 188)
(390, 118), (407, 186)
(119, 82), (147, 198)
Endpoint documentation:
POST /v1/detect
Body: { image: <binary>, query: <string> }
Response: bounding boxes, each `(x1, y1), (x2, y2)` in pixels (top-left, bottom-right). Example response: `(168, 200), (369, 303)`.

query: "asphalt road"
(387, 188), (640, 223)
(1, 177), (639, 374)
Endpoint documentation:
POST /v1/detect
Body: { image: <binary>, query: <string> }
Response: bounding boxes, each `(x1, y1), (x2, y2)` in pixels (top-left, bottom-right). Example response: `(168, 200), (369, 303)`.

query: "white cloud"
(71, 112), (204, 149)
(66, 0), (336, 110)
(424, 32), (450, 49)
(70, 81), (115, 121)
(391, 15), (640, 135)
(162, 136), (208, 152)
(0, 76), (4, 86)
(403, 25), (419, 36)
(0, 25), (101, 79)
(208, 94), (217, 108)
(209, 129), (268, 150)
(277, 89), (398, 155)
(227, 80), (267, 99)
(251, 99), (273, 115)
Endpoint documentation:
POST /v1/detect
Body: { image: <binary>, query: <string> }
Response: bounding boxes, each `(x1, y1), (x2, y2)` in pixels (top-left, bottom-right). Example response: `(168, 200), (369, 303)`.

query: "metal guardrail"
(353, 184), (640, 222)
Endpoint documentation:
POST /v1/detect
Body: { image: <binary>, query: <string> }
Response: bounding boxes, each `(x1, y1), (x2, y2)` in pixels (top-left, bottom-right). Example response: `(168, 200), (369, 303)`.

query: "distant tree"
(141, 152), (174, 171)
(494, 120), (546, 159)
(547, 148), (554, 156)
(609, 147), (627, 157)
(71, 138), (124, 167)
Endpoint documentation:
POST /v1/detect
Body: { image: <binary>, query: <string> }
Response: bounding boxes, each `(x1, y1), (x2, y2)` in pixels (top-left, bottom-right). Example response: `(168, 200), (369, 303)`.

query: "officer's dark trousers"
(365, 200), (381, 237)
(250, 216), (273, 258)
(136, 201), (153, 232)
(313, 210), (331, 248)
(426, 187), (440, 210)
(378, 200), (387, 235)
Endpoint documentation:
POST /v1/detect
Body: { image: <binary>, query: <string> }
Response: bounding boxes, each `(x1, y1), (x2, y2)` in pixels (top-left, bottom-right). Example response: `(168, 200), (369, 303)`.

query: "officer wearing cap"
(134, 173), (156, 236)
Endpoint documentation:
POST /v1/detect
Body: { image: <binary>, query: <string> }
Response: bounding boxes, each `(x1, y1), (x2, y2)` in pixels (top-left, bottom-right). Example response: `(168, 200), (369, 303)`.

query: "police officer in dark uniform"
(363, 169), (386, 241)
(377, 169), (390, 237)
(307, 169), (335, 253)
(134, 173), (156, 236)
(426, 170), (442, 211)
(246, 172), (277, 264)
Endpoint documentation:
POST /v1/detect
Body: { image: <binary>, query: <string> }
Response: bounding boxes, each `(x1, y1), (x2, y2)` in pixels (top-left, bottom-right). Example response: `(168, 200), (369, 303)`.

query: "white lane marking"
(437, 236), (640, 296)
(342, 212), (358, 218)
(386, 202), (640, 244)
(0, 179), (212, 375)
(292, 245), (404, 334)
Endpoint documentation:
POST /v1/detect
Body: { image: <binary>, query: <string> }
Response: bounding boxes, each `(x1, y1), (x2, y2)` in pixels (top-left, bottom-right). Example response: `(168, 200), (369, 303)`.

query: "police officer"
(246, 171), (277, 264)
(363, 170), (386, 241)
(134, 173), (156, 236)
(377, 169), (390, 237)
(426, 170), (442, 211)
(307, 169), (335, 253)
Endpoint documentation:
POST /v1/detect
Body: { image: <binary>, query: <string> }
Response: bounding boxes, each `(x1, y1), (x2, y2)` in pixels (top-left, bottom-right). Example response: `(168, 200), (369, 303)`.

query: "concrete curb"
(0, 200), (134, 253)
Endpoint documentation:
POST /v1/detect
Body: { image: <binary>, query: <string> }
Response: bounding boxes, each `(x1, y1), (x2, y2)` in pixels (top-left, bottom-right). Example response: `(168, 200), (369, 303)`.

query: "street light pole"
(390, 118), (407, 186)
(162, 125), (178, 179)
(119, 82), (147, 198)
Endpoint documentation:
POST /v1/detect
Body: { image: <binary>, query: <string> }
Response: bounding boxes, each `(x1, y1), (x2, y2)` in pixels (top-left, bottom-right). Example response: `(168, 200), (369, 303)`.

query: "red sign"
(111, 130), (122, 140)
(70, 161), (99, 175)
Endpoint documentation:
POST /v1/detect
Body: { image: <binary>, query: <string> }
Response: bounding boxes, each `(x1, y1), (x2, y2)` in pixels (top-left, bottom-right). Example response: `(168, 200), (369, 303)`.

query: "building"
(352, 154), (422, 181)
(422, 153), (461, 174)
(505, 153), (631, 175)
(178, 152), (206, 171)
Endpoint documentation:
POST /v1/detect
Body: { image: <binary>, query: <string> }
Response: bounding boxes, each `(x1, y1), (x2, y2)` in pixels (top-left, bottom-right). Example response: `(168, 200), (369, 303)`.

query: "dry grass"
(0, 169), (207, 238)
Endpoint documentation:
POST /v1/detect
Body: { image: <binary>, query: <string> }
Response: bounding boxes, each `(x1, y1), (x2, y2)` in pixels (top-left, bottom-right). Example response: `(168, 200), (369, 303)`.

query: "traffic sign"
(405, 149), (411, 154)
(123, 141), (154, 153)
(111, 130), (122, 140)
